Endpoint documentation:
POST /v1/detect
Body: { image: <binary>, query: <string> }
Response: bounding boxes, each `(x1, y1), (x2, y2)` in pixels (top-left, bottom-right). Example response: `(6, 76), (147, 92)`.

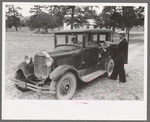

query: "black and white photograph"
(2, 2), (147, 120)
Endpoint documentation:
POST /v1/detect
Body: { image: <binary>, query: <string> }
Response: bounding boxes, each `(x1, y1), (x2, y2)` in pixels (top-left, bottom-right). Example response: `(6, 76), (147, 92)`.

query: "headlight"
(24, 55), (32, 64)
(46, 57), (54, 66)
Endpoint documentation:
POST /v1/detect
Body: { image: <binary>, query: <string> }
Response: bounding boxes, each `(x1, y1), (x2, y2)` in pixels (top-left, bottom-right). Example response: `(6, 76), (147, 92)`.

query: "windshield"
(55, 34), (83, 46)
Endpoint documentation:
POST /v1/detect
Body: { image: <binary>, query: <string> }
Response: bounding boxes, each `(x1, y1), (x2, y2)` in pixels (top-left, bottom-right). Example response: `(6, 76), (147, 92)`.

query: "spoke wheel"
(106, 58), (114, 77)
(56, 72), (77, 100)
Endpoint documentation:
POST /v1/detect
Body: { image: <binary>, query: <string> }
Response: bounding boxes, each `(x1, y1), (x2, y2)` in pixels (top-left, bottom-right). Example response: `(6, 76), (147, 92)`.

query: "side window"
(77, 34), (82, 42)
(99, 34), (106, 41)
(85, 34), (97, 47)
(68, 34), (83, 45)
(93, 35), (97, 42)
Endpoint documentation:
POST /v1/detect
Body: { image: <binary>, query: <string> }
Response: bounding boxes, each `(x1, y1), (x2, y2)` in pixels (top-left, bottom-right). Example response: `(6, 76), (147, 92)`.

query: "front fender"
(50, 65), (78, 81)
(15, 61), (34, 78)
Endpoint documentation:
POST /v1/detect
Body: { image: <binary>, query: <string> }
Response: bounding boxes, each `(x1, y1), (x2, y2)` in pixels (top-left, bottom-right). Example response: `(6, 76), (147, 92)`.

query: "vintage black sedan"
(13, 29), (115, 100)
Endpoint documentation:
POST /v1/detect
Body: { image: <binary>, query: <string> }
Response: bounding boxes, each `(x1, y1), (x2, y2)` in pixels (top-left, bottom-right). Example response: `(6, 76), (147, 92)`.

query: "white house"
(63, 15), (96, 30)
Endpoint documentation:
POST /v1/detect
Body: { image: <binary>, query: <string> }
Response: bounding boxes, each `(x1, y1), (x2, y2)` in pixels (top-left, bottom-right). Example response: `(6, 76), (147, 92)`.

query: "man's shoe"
(109, 77), (116, 80)
(119, 81), (126, 83)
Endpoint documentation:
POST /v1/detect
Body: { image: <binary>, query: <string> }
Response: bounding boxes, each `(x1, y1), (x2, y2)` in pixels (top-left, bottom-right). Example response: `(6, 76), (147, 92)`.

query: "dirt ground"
(4, 28), (144, 100)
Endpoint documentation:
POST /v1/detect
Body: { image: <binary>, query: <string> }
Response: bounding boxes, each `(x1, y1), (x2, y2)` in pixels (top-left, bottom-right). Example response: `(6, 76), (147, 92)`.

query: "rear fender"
(15, 61), (34, 78)
(50, 65), (79, 81)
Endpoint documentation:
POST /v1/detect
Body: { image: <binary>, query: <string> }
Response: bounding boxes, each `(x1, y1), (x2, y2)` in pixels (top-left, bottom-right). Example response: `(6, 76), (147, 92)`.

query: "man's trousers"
(110, 60), (126, 82)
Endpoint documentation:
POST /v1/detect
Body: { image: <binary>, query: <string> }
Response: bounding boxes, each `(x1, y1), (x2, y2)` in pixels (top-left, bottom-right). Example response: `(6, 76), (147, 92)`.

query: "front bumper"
(13, 78), (56, 94)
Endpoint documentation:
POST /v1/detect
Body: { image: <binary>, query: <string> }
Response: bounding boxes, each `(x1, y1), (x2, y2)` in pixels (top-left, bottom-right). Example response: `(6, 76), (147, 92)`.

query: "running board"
(81, 70), (106, 82)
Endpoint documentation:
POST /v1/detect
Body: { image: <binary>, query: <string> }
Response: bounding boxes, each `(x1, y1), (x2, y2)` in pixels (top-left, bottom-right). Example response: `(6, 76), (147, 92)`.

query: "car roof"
(54, 29), (113, 34)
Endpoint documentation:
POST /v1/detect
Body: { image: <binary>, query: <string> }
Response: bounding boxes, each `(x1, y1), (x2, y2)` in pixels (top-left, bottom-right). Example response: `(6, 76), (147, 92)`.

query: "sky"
(4, 2), (145, 17)
(4, 3), (104, 17)
(15, 4), (35, 17)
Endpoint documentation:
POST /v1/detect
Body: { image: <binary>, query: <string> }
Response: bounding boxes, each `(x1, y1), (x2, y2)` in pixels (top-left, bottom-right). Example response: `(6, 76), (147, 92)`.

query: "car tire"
(56, 72), (77, 100)
(105, 58), (114, 77)
(14, 71), (30, 92)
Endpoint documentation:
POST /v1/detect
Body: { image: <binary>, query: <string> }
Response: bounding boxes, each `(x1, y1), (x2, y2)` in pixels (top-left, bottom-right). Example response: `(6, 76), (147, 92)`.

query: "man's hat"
(118, 31), (126, 35)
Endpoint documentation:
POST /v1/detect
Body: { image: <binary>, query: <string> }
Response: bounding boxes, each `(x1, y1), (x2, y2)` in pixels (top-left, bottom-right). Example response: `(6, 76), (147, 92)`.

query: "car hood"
(41, 46), (82, 59)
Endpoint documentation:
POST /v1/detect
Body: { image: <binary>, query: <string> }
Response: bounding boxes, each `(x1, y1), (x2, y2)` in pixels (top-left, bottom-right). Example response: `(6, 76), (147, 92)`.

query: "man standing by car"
(109, 31), (128, 83)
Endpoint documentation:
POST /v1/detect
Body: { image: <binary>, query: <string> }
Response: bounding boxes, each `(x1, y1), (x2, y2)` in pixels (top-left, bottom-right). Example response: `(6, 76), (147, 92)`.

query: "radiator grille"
(34, 55), (46, 65)
(34, 64), (48, 76)
(34, 55), (50, 78)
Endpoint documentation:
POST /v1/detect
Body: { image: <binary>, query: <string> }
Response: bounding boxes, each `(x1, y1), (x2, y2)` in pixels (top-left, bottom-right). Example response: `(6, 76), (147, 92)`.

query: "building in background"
(63, 15), (96, 30)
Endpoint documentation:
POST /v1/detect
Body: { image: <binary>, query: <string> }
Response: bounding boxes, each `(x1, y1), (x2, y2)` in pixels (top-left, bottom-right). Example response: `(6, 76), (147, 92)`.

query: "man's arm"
(109, 38), (127, 51)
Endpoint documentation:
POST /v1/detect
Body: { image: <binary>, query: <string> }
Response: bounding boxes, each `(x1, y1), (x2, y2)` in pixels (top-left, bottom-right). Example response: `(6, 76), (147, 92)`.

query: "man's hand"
(103, 41), (112, 48)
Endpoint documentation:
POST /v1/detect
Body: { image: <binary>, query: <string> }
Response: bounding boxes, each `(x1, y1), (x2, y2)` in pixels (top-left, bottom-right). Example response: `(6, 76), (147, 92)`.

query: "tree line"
(97, 6), (144, 33)
(5, 5), (144, 34)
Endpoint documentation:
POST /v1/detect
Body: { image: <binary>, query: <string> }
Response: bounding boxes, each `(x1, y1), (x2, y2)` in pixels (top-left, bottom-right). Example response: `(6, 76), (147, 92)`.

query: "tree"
(45, 5), (66, 16)
(36, 5), (66, 31)
(29, 5), (45, 14)
(29, 12), (58, 33)
(99, 6), (121, 32)
(20, 16), (31, 27)
(135, 6), (144, 27)
(5, 5), (22, 31)
(120, 7), (137, 32)
(46, 5), (66, 30)
(6, 5), (22, 18)
(29, 5), (67, 33)
(99, 6), (145, 43)
(46, 5), (79, 30)
(81, 6), (98, 19)
(64, 6), (98, 29)
(29, 5), (49, 33)
(44, 5), (98, 30)
(96, 13), (112, 29)
(66, 6), (76, 29)
(100, 6), (144, 32)
(52, 14), (63, 30)
(119, 6), (141, 43)
(6, 16), (21, 31)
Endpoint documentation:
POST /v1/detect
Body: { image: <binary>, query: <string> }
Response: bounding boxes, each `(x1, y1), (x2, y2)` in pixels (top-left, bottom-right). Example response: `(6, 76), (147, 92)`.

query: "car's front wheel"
(14, 70), (30, 92)
(106, 58), (114, 77)
(56, 72), (77, 100)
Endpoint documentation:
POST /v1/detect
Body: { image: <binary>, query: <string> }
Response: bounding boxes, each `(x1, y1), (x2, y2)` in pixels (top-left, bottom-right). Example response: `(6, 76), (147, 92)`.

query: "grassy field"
(4, 27), (144, 100)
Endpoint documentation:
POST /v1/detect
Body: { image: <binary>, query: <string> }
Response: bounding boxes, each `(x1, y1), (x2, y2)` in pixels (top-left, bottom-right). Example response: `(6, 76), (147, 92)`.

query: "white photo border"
(2, 2), (148, 120)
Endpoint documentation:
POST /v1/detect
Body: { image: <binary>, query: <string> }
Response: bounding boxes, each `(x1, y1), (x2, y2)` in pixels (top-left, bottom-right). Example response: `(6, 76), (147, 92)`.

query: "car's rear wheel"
(106, 58), (114, 77)
(14, 70), (30, 92)
(56, 72), (77, 100)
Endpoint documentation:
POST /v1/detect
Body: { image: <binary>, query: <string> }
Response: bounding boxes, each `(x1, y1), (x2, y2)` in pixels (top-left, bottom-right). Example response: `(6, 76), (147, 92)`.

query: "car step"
(81, 70), (106, 82)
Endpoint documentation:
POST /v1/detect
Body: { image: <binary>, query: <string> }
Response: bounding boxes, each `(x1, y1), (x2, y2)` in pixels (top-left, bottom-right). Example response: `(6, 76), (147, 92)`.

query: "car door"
(83, 46), (98, 68)
(80, 34), (98, 69)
